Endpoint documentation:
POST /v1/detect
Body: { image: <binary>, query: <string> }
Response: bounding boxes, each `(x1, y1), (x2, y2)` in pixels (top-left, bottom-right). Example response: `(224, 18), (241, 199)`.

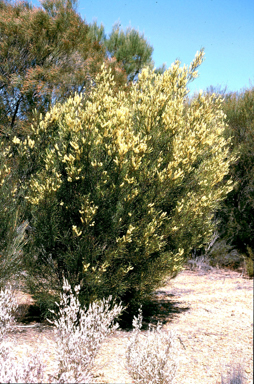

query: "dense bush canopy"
(216, 87), (254, 255)
(8, 50), (235, 311)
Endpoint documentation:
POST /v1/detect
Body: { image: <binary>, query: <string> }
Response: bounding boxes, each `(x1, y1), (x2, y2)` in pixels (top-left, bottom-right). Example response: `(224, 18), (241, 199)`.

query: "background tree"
(0, 0), (156, 142)
(214, 86), (254, 256)
(0, 0), (127, 140)
(105, 22), (154, 82)
(88, 21), (154, 83)
(11, 51), (235, 317)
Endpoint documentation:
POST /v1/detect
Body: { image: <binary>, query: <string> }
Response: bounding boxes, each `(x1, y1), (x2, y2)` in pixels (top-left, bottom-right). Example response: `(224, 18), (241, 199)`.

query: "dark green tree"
(106, 22), (154, 82)
(88, 21), (154, 83)
(215, 86), (254, 255)
(0, 0), (126, 140)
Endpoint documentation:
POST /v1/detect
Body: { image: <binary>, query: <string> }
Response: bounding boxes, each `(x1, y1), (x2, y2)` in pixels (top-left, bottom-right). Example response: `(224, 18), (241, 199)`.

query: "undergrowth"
(0, 282), (179, 383)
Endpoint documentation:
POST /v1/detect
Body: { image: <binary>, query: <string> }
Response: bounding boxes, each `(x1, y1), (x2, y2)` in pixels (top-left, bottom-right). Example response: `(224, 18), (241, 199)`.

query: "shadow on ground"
(16, 303), (45, 324)
(119, 291), (190, 330)
(16, 291), (190, 331)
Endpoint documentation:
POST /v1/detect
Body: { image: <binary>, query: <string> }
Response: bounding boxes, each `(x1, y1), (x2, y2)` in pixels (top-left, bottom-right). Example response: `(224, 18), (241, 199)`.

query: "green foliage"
(12, 52), (234, 311)
(0, 0), (126, 140)
(0, 140), (28, 288)
(105, 22), (154, 82)
(244, 247), (254, 278)
(214, 86), (254, 255)
(206, 239), (244, 269)
(0, 0), (155, 143)
(88, 20), (155, 83)
(31, 291), (60, 322)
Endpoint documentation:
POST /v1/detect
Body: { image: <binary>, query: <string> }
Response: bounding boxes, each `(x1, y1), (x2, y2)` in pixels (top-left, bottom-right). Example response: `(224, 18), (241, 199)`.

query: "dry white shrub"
(1, 282), (180, 384)
(48, 277), (124, 383)
(126, 308), (178, 384)
(0, 280), (123, 383)
(0, 352), (46, 384)
(0, 286), (49, 383)
(0, 285), (18, 343)
(0, 285), (18, 363)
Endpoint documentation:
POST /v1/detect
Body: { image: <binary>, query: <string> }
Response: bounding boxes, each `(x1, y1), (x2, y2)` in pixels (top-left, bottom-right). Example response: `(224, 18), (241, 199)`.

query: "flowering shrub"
(126, 308), (178, 384)
(11, 50), (235, 311)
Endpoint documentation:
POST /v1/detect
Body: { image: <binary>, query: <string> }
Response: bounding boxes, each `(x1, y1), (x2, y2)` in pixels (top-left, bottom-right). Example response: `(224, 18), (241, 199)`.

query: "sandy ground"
(4, 266), (253, 383)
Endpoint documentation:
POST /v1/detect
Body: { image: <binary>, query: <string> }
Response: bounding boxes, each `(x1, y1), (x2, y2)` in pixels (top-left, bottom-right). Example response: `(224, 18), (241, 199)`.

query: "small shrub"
(126, 308), (178, 384)
(0, 286), (48, 383)
(244, 246), (254, 278)
(244, 257), (253, 278)
(206, 239), (243, 269)
(0, 286), (18, 366)
(48, 277), (124, 383)
(0, 280), (124, 383)
(186, 254), (213, 271)
(0, 286), (18, 343)
(31, 291), (60, 322)
(0, 353), (47, 384)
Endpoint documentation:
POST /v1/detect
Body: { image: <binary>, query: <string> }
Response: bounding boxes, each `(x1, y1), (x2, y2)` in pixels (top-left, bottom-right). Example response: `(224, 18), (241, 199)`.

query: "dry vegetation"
(3, 265), (253, 384)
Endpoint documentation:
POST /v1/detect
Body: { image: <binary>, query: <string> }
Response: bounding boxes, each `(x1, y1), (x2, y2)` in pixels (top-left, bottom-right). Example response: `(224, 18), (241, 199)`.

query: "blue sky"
(35, 0), (254, 94)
